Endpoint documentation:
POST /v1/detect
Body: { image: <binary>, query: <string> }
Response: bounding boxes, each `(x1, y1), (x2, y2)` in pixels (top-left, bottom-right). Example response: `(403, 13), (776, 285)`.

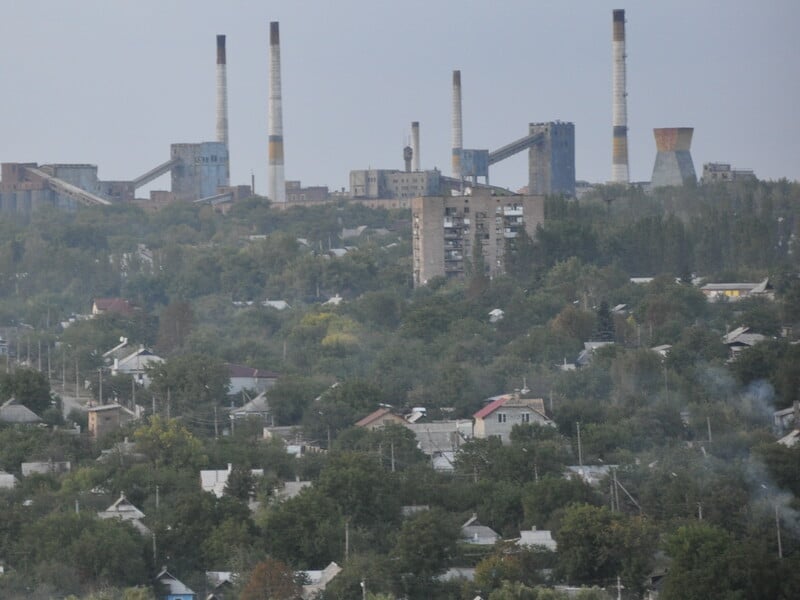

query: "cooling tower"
(611, 9), (629, 183)
(651, 128), (697, 188)
(268, 21), (286, 203)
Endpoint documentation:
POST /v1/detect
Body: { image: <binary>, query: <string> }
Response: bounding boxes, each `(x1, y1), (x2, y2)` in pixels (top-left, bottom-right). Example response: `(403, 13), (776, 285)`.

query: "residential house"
(111, 347), (164, 387)
(200, 464), (264, 498)
(300, 562), (342, 599)
(774, 402), (799, 433)
(92, 297), (137, 317)
(274, 479), (312, 502)
(700, 278), (773, 302)
(98, 492), (150, 536)
(354, 407), (406, 430)
(21, 459), (71, 476)
(227, 363), (279, 395)
(404, 420), (472, 472)
(155, 567), (196, 600)
(778, 430), (800, 448)
(97, 437), (145, 464)
(205, 571), (235, 600)
(87, 403), (137, 439)
(230, 391), (272, 424)
(473, 394), (554, 444)
(517, 526), (557, 551)
(576, 341), (614, 368)
(461, 514), (500, 545)
(723, 326), (768, 360)
(262, 299), (290, 311)
(0, 470), (17, 489)
(0, 398), (42, 425)
(564, 465), (618, 487)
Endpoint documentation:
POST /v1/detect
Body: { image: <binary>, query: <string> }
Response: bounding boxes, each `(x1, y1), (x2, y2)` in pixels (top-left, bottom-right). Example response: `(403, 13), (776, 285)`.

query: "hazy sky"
(1, 1), (798, 196)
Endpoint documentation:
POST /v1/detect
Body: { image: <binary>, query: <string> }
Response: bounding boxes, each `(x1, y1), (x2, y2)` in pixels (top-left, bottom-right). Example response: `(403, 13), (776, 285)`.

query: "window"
(521, 413), (531, 423)
(497, 413), (507, 423)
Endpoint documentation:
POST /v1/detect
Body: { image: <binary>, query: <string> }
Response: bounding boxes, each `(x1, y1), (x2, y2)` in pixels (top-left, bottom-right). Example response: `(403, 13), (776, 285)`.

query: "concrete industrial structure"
(216, 35), (229, 151)
(528, 122), (576, 196)
(268, 21), (286, 203)
(452, 70), (463, 179)
(350, 168), (441, 202)
(411, 189), (545, 286)
(611, 9), (630, 183)
(701, 162), (756, 184)
(651, 127), (697, 188)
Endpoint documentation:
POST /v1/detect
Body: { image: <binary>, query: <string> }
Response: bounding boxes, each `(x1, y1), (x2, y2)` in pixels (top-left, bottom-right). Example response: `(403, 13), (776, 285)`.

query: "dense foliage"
(0, 180), (798, 599)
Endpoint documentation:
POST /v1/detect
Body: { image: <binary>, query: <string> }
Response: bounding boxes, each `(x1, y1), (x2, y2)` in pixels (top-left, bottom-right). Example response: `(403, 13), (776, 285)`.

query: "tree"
(594, 301), (615, 342)
(556, 504), (657, 594)
(240, 558), (301, 600)
(146, 353), (230, 420)
(156, 300), (195, 353)
(0, 367), (51, 415)
(393, 507), (459, 593)
(661, 523), (748, 600)
(132, 415), (206, 470)
(224, 464), (256, 501)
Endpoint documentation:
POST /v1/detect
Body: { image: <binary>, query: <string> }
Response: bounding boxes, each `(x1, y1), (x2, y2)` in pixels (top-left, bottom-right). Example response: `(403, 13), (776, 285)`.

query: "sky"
(1, 0), (798, 196)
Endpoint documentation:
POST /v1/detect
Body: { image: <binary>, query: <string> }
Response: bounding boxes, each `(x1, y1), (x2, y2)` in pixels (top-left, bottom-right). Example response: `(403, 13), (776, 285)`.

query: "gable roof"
(473, 395), (548, 421)
(0, 398), (42, 423)
(155, 567), (195, 595)
(354, 407), (404, 428)
(93, 297), (136, 315)
(99, 492), (146, 520)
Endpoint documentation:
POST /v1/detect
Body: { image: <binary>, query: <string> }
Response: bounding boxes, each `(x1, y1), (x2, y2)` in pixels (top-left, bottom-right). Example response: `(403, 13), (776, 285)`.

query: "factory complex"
(0, 11), (754, 216)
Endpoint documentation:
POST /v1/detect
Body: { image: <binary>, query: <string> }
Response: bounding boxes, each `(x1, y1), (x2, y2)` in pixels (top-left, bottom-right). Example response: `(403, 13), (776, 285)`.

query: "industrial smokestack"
(611, 9), (629, 183)
(216, 35), (229, 149)
(268, 21), (286, 203)
(403, 145), (413, 173)
(452, 70), (463, 179)
(411, 121), (420, 171)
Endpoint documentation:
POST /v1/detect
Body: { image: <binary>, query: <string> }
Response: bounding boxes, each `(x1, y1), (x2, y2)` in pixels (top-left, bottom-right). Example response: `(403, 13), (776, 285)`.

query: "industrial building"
(528, 121), (576, 196)
(412, 189), (545, 287)
(701, 163), (756, 184)
(350, 169), (441, 202)
(651, 127), (697, 188)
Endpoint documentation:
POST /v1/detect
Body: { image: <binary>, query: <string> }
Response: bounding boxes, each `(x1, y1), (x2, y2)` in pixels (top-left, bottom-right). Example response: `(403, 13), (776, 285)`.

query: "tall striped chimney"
(411, 121), (420, 171)
(611, 9), (629, 183)
(216, 35), (229, 149)
(451, 70), (463, 179)
(268, 21), (286, 203)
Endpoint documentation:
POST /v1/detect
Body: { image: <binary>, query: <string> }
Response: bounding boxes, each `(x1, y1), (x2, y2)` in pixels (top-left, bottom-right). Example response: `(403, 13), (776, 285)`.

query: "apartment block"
(412, 190), (544, 287)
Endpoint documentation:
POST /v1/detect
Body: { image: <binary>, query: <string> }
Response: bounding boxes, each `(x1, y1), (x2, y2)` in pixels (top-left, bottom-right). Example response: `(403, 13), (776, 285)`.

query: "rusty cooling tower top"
(270, 21), (280, 44)
(653, 128), (694, 152)
(216, 35), (226, 64)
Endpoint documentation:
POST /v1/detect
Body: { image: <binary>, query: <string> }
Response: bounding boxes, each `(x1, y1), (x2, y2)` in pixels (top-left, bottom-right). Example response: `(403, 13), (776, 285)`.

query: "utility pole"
(776, 504), (783, 559)
(98, 368), (103, 405)
(214, 407), (219, 439)
(707, 416), (713, 444)
(75, 357), (80, 401)
(345, 518), (350, 560)
(697, 502), (703, 521)
(576, 422), (583, 467)
(391, 441), (396, 473)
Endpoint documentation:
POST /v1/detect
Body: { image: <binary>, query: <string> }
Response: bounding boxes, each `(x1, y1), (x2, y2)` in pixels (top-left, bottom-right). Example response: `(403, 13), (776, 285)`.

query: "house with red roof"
(92, 297), (137, 317)
(473, 393), (554, 444)
(354, 407), (406, 430)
